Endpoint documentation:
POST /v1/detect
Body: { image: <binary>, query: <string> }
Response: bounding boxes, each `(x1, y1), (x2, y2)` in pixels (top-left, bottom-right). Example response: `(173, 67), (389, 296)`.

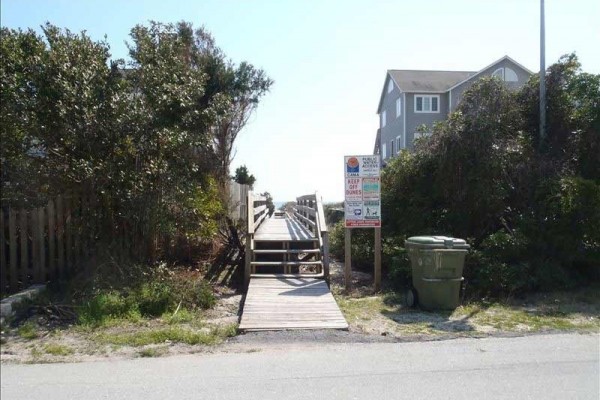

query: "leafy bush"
(329, 221), (375, 268)
(168, 274), (216, 310)
(381, 54), (600, 298)
(0, 21), (271, 265)
(79, 291), (140, 325)
(136, 282), (173, 317)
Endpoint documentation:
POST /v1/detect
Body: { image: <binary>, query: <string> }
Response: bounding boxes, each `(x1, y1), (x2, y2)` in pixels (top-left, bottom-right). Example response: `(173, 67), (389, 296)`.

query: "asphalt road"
(2, 333), (598, 400)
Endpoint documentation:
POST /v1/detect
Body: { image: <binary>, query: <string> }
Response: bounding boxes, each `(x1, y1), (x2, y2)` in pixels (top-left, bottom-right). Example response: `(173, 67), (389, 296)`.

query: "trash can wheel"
(405, 287), (418, 308)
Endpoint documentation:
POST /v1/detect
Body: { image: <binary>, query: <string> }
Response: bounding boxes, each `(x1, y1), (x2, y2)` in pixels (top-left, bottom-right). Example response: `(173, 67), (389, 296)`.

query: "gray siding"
(378, 75), (405, 161)
(449, 58), (531, 111)
(404, 92), (449, 151)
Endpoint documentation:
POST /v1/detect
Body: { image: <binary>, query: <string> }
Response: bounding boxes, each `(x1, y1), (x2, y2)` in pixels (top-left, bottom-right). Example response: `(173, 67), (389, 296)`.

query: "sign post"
(344, 155), (381, 291)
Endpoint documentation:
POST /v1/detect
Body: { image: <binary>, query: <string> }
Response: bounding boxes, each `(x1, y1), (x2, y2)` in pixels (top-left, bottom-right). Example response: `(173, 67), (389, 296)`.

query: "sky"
(2, 0), (599, 203)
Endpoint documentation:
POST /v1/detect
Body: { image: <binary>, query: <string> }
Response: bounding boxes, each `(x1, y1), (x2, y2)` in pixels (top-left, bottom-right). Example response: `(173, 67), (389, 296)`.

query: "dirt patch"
(328, 260), (599, 340)
(0, 288), (242, 364)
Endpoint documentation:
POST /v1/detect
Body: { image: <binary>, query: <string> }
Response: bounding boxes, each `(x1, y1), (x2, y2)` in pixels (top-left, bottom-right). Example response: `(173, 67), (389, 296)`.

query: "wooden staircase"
(250, 217), (323, 278)
(244, 193), (329, 285)
(239, 192), (346, 331)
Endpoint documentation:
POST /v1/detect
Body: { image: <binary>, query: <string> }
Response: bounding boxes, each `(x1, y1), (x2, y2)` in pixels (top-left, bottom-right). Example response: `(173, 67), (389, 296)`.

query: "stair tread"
(250, 273), (325, 279)
(250, 261), (323, 266)
(253, 249), (320, 254)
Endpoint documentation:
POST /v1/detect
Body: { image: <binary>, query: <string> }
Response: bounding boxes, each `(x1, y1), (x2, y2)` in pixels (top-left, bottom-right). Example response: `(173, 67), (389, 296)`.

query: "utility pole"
(539, 0), (546, 149)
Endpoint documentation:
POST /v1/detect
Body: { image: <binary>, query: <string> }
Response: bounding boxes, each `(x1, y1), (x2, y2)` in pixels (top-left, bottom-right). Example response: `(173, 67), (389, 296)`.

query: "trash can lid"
(405, 236), (469, 249)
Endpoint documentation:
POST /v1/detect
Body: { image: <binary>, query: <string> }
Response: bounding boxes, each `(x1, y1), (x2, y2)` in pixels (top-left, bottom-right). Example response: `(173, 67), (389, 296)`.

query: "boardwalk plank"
(239, 278), (348, 331)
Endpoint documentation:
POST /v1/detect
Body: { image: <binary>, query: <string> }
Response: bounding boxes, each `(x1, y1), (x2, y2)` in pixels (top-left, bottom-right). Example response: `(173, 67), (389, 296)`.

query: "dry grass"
(334, 289), (600, 338)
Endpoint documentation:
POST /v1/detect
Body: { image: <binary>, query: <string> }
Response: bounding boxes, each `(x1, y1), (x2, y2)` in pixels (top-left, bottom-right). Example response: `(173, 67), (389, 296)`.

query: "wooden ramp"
(239, 277), (348, 331)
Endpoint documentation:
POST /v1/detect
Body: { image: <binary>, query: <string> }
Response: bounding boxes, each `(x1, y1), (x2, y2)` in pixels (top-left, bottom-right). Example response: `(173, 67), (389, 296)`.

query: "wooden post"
(8, 208), (18, 292)
(322, 232), (330, 281)
(47, 199), (56, 280)
(245, 191), (253, 287)
(374, 227), (381, 292)
(37, 207), (45, 282)
(344, 228), (352, 291)
(56, 196), (65, 278)
(19, 207), (28, 284)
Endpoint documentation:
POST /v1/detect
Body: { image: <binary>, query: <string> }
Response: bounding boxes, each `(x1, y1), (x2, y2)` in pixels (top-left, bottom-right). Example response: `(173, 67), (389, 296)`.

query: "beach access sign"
(344, 155), (381, 228)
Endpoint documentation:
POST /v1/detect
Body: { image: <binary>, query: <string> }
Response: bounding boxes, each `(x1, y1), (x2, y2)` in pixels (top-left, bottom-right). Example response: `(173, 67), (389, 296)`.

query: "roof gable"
(446, 55), (533, 92)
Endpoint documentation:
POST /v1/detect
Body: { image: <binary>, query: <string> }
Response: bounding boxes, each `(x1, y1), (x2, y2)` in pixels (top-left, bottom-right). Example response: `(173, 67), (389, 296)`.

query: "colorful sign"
(344, 155), (381, 228)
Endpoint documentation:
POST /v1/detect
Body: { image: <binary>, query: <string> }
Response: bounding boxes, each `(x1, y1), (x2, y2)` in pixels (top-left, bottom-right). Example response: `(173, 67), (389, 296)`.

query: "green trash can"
(404, 236), (470, 310)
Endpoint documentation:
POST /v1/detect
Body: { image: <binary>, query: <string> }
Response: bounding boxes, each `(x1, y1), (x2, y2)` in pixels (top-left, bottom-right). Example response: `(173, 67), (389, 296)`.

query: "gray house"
(374, 56), (532, 160)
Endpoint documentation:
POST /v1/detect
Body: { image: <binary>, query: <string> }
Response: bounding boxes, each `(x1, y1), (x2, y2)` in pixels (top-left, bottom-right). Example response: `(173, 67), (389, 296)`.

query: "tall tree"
(233, 165), (256, 187)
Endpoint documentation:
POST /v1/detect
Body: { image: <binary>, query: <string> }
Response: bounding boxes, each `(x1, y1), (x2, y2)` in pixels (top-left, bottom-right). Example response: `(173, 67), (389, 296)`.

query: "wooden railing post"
(315, 192), (329, 281)
(245, 191), (253, 287)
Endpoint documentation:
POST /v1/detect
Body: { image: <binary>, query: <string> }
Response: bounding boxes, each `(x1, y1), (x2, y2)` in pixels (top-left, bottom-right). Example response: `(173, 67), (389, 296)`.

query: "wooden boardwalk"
(254, 216), (315, 241)
(239, 277), (348, 331)
(241, 193), (343, 331)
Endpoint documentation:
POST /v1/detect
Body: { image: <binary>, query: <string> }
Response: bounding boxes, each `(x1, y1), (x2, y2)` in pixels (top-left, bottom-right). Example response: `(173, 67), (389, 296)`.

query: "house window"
(382, 143), (387, 159)
(396, 98), (402, 117)
(381, 110), (387, 128)
(492, 67), (519, 82)
(396, 135), (402, 152)
(390, 140), (394, 157)
(505, 68), (518, 82)
(415, 95), (440, 113)
(388, 79), (394, 93)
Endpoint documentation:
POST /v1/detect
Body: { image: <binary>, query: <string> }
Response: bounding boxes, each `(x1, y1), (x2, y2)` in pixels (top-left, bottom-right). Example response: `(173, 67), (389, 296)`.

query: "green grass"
(18, 322), (39, 340)
(163, 308), (197, 325)
(456, 303), (599, 332)
(43, 344), (74, 356)
(94, 324), (237, 347)
(138, 346), (168, 358)
(77, 276), (216, 327)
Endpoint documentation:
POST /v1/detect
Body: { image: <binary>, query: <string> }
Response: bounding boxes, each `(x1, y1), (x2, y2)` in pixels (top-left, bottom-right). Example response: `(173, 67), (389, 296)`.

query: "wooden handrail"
(294, 191), (330, 280)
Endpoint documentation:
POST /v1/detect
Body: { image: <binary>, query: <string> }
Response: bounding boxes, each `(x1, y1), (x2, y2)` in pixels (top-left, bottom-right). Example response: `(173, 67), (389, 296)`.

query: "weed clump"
(78, 265), (216, 326)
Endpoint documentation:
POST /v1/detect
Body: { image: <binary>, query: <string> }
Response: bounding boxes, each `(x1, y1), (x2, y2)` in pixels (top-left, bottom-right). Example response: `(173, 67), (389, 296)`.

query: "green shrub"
(379, 56), (600, 298)
(169, 276), (216, 310)
(78, 269), (216, 325)
(387, 247), (412, 289)
(18, 322), (39, 340)
(79, 291), (139, 325)
(329, 221), (345, 259)
(136, 281), (174, 317)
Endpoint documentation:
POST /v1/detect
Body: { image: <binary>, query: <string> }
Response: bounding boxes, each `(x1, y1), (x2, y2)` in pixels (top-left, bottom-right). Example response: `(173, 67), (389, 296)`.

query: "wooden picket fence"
(0, 195), (88, 295)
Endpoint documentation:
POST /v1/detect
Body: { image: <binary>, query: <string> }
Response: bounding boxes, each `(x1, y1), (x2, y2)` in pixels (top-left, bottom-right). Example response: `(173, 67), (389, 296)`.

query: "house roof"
(388, 70), (475, 93)
(376, 55), (533, 113)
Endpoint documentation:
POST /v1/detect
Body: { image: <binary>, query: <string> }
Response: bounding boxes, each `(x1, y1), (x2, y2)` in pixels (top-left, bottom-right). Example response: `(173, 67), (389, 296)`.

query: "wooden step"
(250, 261), (322, 266)
(253, 249), (320, 254)
(249, 273), (324, 279)
(254, 238), (318, 243)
